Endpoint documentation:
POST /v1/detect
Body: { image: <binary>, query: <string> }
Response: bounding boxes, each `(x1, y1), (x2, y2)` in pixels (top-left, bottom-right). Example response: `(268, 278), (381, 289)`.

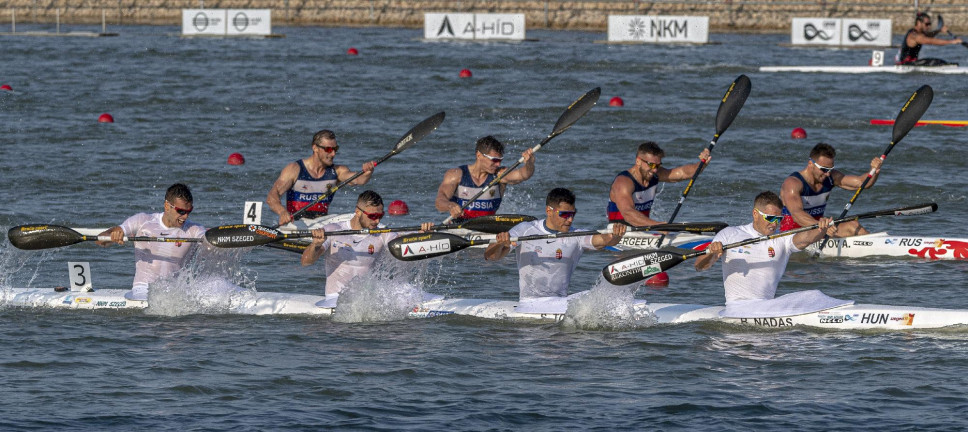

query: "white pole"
(56, 8), (60, 33)
(102, 9), (106, 32)
(12, 9), (15, 33)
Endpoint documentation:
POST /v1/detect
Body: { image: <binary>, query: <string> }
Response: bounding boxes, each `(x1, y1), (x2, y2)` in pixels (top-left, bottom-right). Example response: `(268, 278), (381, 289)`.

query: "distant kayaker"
(897, 12), (962, 66)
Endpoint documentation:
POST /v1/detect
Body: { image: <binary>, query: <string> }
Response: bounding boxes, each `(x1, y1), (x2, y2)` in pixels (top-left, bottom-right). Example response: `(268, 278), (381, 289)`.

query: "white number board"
(68, 262), (93, 292)
(607, 15), (709, 43)
(791, 18), (842, 45)
(182, 9), (226, 36)
(841, 19), (892, 47)
(424, 13), (525, 40)
(226, 9), (271, 36)
(244, 201), (263, 225)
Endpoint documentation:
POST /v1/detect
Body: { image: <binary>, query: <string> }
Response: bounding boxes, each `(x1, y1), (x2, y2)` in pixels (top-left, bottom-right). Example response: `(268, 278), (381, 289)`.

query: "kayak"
(759, 65), (968, 74)
(806, 232), (968, 260)
(5, 287), (968, 330)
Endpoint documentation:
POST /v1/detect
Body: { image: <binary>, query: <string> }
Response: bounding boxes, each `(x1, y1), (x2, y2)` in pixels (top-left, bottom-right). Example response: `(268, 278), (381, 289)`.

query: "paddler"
(779, 143), (882, 236)
(484, 188), (625, 300)
(267, 130), (376, 227)
(897, 12), (963, 66)
(695, 191), (836, 304)
(435, 136), (535, 221)
(302, 190), (434, 302)
(96, 183), (206, 300)
(606, 141), (710, 226)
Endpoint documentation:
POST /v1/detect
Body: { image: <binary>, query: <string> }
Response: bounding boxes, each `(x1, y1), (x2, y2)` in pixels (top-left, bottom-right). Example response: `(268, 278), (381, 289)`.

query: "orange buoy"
(98, 113), (114, 123)
(227, 153), (245, 165)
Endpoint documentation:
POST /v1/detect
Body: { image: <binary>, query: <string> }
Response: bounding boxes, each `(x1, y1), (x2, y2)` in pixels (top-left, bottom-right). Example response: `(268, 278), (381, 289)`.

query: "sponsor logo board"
(607, 15), (709, 43)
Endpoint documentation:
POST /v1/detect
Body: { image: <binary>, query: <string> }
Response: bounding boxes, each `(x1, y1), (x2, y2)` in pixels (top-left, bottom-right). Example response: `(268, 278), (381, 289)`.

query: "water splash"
(332, 255), (436, 323)
(561, 277), (658, 331)
(144, 245), (257, 316)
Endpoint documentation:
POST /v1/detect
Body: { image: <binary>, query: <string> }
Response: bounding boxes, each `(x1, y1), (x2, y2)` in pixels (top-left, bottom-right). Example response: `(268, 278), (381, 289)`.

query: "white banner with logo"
(226, 9), (272, 36)
(841, 19), (892, 47)
(791, 18), (891, 46)
(182, 9), (226, 36)
(607, 15), (709, 43)
(424, 13), (525, 40)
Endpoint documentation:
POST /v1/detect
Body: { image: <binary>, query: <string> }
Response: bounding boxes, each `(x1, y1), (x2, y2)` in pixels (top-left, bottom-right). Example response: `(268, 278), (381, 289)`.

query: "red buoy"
(347, 47), (359, 55)
(608, 97), (624, 107)
(791, 127), (807, 139)
(645, 271), (669, 287)
(227, 153), (245, 165)
(459, 69), (473, 78)
(388, 200), (409, 216)
(98, 113), (114, 123)
(0, 84), (12, 91)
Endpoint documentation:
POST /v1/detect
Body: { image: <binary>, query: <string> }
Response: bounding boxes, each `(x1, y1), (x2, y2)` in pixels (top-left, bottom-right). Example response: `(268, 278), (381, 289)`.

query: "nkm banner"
(791, 18), (891, 47)
(182, 9), (272, 36)
(607, 15), (709, 43)
(424, 13), (525, 40)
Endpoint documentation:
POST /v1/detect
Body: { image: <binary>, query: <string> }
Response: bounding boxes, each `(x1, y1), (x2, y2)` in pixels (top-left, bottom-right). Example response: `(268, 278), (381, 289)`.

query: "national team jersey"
(316, 220), (399, 296)
(896, 29), (922, 64)
(712, 223), (801, 304)
(451, 165), (503, 219)
(780, 171), (833, 231)
(606, 170), (659, 223)
(507, 219), (595, 300)
(286, 160), (338, 219)
(118, 212), (205, 295)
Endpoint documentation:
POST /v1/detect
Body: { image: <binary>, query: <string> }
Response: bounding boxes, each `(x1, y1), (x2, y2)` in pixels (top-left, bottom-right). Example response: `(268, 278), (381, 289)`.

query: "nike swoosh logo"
(352, 240), (363, 244)
(546, 240), (556, 244)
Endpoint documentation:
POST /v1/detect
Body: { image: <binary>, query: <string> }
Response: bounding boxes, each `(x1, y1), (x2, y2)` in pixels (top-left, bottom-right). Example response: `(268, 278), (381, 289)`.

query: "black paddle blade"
(602, 247), (692, 286)
(388, 232), (470, 261)
(850, 203), (937, 220)
(646, 222), (728, 234)
(892, 85), (933, 144)
(459, 214), (536, 234)
(714, 75), (752, 136)
(549, 87), (601, 139)
(205, 224), (284, 248)
(392, 111), (446, 154)
(7, 224), (84, 250)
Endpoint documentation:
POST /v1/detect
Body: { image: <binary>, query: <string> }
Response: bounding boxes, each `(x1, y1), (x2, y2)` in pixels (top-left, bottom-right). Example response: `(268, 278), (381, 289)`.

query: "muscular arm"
(335, 163), (374, 186)
(484, 232), (512, 261)
(267, 163), (299, 224)
(609, 176), (662, 227)
(499, 149), (535, 185)
(591, 224), (626, 249)
(910, 31), (963, 46)
(779, 176), (817, 228)
(694, 241), (723, 271)
(832, 157), (882, 190)
(435, 168), (464, 218)
(656, 149), (710, 182)
(792, 218), (835, 249)
(301, 229), (327, 266)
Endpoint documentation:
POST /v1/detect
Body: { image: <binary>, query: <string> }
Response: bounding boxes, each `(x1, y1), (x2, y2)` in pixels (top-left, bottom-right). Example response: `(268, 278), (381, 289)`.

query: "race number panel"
(67, 262), (93, 292)
(244, 201), (263, 225)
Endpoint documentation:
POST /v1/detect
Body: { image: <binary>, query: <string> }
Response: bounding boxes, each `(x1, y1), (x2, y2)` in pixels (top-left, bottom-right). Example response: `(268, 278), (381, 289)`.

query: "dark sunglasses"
(168, 201), (193, 216)
(357, 206), (384, 220)
(316, 145), (339, 154)
(548, 206), (576, 219)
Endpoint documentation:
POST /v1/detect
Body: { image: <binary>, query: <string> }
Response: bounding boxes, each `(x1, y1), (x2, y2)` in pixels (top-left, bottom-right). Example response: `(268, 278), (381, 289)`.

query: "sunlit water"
(1, 25), (968, 429)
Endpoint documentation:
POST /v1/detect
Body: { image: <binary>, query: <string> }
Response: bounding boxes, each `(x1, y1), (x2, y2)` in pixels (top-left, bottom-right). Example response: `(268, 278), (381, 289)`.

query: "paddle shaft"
(656, 74), (751, 247)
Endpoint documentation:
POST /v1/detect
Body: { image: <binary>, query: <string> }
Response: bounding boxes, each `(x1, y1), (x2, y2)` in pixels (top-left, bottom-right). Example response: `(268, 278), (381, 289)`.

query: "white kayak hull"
(759, 65), (968, 74)
(805, 232), (968, 260)
(4, 288), (968, 329)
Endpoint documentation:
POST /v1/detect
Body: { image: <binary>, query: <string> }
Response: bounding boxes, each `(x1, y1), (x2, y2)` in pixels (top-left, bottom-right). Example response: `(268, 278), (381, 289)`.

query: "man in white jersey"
(694, 191), (835, 304)
(484, 188), (626, 300)
(302, 190), (433, 304)
(267, 129), (376, 227)
(96, 183), (206, 300)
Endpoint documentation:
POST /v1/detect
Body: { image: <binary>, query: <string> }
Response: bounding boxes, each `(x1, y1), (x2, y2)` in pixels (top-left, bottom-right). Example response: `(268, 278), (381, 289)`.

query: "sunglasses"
(357, 206), (384, 220)
(810, 158), (834, 174)
(481, 153), (503, 164)
(638, 157), (662, 170)
(316, 145), (339, 154)
(754, 208), (783, 225)
(548, 206), (577, 219)
(167, 201), (193, 216)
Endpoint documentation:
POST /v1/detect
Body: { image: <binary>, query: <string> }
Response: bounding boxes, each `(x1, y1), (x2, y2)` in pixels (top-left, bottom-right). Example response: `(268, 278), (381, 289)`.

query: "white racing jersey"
(119, 213), (205, 296)
(507, 219), (595, 300)
(316, 220), (399, 296)
(712, 223), (801, 304)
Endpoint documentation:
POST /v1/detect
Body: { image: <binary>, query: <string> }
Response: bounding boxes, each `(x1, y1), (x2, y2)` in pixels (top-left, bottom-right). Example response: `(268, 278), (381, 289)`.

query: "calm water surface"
(1, 25), (968, 430)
